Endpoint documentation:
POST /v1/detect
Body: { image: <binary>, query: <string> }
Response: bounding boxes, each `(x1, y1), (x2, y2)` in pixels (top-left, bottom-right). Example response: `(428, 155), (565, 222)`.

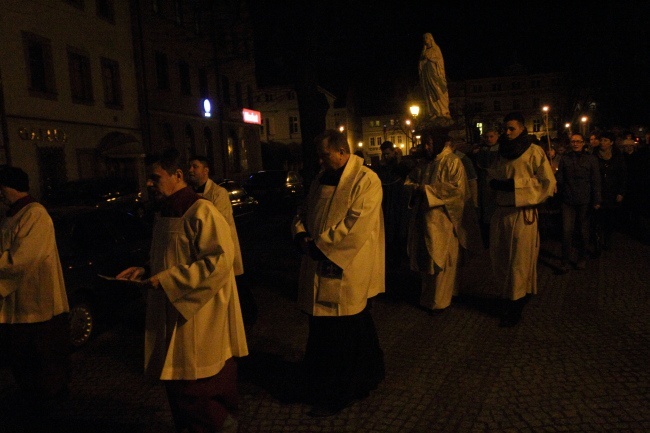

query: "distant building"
(0, 0), (262, 199)
(255, 85), (361, 168)
(132, 0), (262, 181)
(0, 0), (143, 199)
(360, 115), (415, 162)
(449, 67), (570, 145)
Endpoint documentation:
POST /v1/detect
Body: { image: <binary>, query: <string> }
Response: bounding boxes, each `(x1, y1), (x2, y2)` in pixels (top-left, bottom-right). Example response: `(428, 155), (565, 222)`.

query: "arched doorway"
(97, 131), (146, 197)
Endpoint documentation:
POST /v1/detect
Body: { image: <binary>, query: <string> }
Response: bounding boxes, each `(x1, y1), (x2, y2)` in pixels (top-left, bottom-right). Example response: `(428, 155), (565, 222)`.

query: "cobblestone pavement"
(1, 212), (648, 433)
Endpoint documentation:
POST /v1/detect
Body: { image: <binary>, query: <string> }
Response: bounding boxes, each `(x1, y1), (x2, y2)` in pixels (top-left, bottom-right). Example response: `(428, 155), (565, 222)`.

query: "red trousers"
(164, 357), (239, 433)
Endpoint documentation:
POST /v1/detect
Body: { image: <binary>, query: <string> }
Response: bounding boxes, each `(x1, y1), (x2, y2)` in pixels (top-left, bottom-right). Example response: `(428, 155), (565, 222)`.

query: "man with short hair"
(187, 156), (257, 325)
(556, 133), (601, 272)
(118, 148), (248, 433)
(489, 112), (556, 326)
(0, 166), (70, 419)
(188, 156), (243, 276)
(293, 129), (385, 417)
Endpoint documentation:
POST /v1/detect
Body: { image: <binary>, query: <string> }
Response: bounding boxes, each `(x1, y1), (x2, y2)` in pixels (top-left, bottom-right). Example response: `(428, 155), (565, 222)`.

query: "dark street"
(1, 208), (648, 432)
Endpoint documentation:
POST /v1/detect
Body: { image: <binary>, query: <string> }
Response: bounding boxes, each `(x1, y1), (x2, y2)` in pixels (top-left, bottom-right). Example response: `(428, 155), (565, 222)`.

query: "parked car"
(50, 206), (152, 348)
(243, 170), (305, 207)
(216, 179), (259, 219)
(43, 177), (145, 217)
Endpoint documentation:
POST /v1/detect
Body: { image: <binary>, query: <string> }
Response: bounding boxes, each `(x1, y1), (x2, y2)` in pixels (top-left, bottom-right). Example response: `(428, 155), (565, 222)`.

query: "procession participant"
(405, 129), (472, 314)
(0, 166), (70, 423)
(118, 148), (247, 433)
(488, 112), (556, 327)
(188, 155), (257, 325)
(188, 155), (244, 276)
(292, 129), (385, 417)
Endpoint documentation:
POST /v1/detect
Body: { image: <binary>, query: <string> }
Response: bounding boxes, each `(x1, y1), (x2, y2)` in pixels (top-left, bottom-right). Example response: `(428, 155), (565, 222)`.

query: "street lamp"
(409, 105), (420, 152)
(542, 105), (551, 151)
(580, 116), (588, 136)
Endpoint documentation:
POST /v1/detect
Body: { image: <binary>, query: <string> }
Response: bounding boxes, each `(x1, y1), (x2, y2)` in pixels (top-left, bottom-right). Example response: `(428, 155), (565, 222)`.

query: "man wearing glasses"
(556, 133), (601, 272)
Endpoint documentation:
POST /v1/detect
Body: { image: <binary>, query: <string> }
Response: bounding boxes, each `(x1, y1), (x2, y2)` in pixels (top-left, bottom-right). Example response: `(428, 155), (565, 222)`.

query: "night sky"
(251, 1), (649, 123)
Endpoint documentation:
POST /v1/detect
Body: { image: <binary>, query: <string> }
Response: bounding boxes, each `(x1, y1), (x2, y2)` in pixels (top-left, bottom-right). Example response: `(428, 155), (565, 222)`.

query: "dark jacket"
(556, 151), (601, 206)
(596, 149), (627, 209)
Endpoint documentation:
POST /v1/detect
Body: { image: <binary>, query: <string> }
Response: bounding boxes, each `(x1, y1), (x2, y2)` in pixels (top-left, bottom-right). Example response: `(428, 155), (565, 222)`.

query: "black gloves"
(489, 178), (515, 192)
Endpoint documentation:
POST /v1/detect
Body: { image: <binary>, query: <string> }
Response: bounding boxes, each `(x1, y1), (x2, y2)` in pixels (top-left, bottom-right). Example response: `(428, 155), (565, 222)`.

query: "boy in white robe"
(118, 148), (247, 432)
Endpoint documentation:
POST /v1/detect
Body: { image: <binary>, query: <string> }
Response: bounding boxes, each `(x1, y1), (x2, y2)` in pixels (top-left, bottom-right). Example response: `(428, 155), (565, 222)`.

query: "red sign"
(242, 109), (261, 125)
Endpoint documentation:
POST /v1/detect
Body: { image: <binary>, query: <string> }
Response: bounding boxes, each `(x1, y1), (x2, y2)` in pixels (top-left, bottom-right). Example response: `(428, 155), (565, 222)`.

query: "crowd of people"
(374, 112), (650, 324)
(0, 117), (647, 430)
(533, 127), (650, 260)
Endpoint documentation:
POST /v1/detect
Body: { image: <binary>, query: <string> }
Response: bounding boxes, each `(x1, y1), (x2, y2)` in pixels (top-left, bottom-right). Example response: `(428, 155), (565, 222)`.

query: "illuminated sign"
(203, 99), (212, 118)
(242, 109), (261, 125)
(18, 127), (67, 142)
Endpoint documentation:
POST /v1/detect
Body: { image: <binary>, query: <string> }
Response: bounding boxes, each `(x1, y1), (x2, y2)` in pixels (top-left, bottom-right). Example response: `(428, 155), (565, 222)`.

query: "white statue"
(419, 33), (451, 120)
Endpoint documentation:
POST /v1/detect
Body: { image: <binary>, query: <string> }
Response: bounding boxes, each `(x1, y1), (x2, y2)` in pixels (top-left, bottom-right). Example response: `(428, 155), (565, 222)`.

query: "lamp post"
(542, 105), (551, 152)
(409, 104), (420, 152)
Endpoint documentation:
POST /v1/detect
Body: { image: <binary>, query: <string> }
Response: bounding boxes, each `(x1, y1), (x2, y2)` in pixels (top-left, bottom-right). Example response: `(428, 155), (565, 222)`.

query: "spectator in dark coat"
(556, 133), (601, 272)
(593, 131), (627, 253)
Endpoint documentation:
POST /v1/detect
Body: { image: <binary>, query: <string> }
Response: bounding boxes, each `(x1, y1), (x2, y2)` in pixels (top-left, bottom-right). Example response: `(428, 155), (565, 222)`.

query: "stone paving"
(1, 213), (648, 432)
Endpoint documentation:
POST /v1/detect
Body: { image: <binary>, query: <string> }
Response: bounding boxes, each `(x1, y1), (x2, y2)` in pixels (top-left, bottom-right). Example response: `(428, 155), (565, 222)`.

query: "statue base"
(418, 116), (468, 149)
(420, 116), (456, 129)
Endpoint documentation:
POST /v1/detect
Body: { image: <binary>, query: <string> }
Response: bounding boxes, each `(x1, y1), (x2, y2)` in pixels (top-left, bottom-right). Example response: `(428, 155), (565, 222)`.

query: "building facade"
(360, 114), (415, 162)
(255, 85), (361, 168)
(132, 0), (261, 182)
(0, 0), (143, 199)
(450, 67), (569, 145)
(0, 0), (262, 200)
